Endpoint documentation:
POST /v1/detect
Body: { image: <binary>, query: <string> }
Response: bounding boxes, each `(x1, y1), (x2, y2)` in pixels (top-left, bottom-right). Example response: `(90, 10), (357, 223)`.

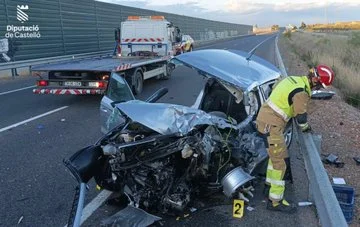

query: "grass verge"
(283, 31), (360, 107)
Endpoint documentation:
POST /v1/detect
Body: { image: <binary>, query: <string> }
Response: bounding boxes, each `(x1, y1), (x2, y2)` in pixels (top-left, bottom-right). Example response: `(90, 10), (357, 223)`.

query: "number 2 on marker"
(233, 199), (244, 218)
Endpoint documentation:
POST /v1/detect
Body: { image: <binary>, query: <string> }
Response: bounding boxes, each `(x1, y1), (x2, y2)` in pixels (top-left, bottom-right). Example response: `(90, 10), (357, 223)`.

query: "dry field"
(283, 31), (360, 107)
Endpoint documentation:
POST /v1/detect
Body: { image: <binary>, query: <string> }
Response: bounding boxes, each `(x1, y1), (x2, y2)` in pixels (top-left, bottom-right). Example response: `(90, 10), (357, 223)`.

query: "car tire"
(162, 63), (174, 80)
(284, 119), (294, 148)
(133, 70), (143, 95)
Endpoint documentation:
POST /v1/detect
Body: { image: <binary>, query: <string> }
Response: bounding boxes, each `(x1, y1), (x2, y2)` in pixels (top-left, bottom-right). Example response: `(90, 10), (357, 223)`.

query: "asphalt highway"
(0, 34), (317, 226)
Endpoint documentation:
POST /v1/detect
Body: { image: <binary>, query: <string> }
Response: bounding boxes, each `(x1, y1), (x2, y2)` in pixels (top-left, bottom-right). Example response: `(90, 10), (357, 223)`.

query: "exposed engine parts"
(94, 119), (266, 214)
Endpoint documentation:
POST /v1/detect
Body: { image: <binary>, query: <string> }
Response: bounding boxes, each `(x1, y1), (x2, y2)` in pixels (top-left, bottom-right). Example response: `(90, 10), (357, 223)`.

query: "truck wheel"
(162, 63), (174, 80)
(133, 70), (143, 95)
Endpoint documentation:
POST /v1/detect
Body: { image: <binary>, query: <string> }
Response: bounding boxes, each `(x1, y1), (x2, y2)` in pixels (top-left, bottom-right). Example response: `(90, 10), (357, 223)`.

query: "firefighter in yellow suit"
(256, 65), (335, 213)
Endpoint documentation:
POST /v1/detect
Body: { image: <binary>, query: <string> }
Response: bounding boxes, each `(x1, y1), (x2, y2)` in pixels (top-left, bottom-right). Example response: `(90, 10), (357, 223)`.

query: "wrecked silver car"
(64, 49), (295, 226)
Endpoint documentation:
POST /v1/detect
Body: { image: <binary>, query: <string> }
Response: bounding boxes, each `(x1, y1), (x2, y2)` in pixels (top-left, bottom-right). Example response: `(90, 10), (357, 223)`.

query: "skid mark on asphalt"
(0, 106), (69, 133)
(0, 85), (36, 96)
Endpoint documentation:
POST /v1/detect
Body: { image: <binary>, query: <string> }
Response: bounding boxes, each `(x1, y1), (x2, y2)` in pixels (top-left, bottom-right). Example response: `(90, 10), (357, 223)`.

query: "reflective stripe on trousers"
(256, 119), (288, 202)
(266, 159), (286, 201)
(264, 124), (288, 202)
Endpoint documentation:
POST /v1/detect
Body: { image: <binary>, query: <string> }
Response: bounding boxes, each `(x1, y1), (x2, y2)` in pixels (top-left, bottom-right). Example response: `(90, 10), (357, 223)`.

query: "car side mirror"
(311, 90), (335, 100)
(146, 87), (168, 103)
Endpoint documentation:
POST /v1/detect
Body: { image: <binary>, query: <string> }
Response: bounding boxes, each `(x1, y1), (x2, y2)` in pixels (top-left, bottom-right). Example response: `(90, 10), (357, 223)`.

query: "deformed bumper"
(33, 88), (105, 95)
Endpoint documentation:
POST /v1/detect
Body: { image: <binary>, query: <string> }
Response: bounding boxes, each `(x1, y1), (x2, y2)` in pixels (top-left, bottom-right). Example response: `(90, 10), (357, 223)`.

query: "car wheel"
(284, 119), (294, 148)
(133, 70), (143, 95)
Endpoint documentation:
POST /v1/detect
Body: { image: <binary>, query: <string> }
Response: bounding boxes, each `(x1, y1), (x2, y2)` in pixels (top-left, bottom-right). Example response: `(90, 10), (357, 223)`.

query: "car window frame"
(105, 72), (135, 102)
(259, 79), (278, 103)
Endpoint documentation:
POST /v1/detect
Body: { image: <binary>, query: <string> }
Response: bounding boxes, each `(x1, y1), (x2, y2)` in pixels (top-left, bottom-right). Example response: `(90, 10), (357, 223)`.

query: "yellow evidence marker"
(233, 199), (244, 218)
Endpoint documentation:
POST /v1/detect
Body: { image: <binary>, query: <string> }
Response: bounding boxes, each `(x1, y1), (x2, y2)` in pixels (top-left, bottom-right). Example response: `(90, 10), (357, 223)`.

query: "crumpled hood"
(173, 49), (281, 91)
(115, 100), (238, 135)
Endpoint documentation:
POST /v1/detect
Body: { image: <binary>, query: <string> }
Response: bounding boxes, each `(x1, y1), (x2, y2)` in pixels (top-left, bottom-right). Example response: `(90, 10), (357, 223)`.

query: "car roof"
(173, 49), (281, 91)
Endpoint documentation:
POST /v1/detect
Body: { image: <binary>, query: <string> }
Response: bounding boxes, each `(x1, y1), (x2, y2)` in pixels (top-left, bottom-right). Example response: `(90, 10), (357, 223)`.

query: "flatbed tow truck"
(31, 16), (181, 95)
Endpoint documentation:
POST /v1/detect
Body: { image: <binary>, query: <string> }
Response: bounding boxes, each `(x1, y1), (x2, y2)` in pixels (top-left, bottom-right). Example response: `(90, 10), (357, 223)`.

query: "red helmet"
(314, 65), (335, 88)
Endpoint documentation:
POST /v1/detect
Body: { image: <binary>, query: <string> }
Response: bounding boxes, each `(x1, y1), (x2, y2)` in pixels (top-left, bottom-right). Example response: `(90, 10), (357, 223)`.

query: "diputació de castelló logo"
(17, 5), (29, 23)
(4, 5), (41, 39)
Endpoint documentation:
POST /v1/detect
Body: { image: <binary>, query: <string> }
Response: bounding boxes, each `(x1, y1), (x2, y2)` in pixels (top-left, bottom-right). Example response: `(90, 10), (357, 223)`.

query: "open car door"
(100, 72), (135, 133)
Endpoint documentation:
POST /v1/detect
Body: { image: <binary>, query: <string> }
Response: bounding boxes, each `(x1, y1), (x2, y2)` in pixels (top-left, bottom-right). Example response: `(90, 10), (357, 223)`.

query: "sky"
(97, 0), (360, 27)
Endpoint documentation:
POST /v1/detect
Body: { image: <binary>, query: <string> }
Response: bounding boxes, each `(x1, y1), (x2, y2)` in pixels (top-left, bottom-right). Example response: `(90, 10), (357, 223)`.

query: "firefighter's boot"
(266, 199), (297, 213)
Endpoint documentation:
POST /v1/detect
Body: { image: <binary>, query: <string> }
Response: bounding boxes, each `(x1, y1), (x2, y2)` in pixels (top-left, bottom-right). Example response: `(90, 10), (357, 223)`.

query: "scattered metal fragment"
(100, 205), (161, 227)
(189, 207), (197, 213)
(238, 192), (250, 203)
(17, 216), (23, 224)
(353, 157), (360, 165)
(298, 201), (313, 206)
(61, 118), (66, 122)
(324, 154), (338, 163)
(322, 154), (345, 168)
(246, 206), (255, 211)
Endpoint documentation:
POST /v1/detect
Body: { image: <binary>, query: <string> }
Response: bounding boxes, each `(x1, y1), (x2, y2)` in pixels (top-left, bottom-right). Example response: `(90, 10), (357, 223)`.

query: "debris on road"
(322, 154), (345, 168)
(246, 206), (255, 211)
(60, 118), (66, 122)
(353, 157), (360, 165)
(17, 216), (23, 224)
(333, 177), (346, 185)
(189, 207), (197, 213)
(100, 205), (161, 227)
(37, 124), (44, 134)
(298, 202), (313, 207)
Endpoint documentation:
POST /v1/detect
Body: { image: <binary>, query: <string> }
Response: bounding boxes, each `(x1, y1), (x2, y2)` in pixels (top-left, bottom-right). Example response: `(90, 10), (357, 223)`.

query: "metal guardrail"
(0, 35), (254, 78)
(0, 50), (112, 76)
(275, 34), (348, 227)
(196, 34), (255, 47)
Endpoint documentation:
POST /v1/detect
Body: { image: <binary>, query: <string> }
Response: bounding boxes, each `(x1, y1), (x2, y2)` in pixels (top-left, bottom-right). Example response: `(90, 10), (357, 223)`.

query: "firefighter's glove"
(299, 122), (311, 133)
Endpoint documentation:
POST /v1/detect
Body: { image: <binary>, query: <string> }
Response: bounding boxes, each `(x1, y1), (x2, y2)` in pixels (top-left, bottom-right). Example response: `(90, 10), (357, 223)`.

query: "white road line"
(64, 190), (113, 227)
(248, 34), (276, 55)
(80, 190), (113, 225)
(0, 106), (69, 133)
(0, 85), (36, 96)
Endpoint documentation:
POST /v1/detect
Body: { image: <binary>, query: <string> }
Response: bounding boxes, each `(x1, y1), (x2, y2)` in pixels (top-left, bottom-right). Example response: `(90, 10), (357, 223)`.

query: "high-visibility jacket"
(267, 76), (311, 122)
